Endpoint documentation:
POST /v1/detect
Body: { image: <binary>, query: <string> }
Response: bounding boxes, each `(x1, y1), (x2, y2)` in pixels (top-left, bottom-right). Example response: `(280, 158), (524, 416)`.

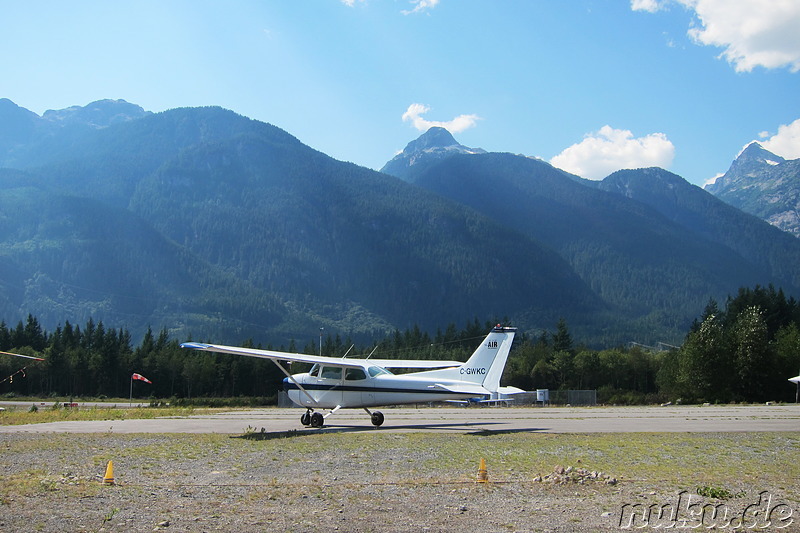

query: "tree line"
(0, 316), (503, 402)
(504, 285), (799, 404)
(657, 285), (800, 403)
(2, 285), (799, 403)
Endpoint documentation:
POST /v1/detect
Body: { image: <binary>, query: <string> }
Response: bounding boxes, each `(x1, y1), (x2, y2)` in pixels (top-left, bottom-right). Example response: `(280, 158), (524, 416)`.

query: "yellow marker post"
(103, 460), (115, 485)
(476, 457), (488, 483)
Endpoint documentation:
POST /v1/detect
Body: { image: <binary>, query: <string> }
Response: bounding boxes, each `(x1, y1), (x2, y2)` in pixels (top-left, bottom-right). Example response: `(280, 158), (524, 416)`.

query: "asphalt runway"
(1, 404), (799, 435)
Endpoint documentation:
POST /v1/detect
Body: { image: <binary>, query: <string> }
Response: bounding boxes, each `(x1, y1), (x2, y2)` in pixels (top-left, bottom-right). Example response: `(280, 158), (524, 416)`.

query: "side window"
(320, 366), (342, 380)
(345, 368), (367, 381)
(368, 366), (391, 377)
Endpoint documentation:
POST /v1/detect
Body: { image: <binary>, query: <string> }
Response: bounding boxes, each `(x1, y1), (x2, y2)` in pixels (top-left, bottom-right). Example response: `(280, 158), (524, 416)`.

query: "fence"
(550, 389), (597, 406)
(507, 390), (596, 406)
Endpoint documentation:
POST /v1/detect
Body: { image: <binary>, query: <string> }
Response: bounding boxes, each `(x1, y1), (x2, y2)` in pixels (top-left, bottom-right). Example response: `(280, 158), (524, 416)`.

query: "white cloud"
(632, 0), (800, 72)
(402, 0), (440, 15)
(550, 125), (676, 181)
(630, 0), (665, 13)
(402, 103), (480, 133)
(341, 0), (438, 13)
(760, 118), (800, 159)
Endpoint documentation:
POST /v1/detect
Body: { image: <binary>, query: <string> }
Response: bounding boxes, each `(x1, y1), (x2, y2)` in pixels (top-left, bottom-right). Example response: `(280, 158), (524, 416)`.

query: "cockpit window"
(345, 368), (367, 381)
(367, 366), (392, 377)
(320, 366), (342, 380)
(309, 364), (320, 377)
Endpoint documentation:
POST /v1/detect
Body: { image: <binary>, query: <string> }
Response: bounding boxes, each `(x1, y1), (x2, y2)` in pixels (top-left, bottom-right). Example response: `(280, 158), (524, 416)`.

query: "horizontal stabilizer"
(497, 386), (527, 395)
(430, 382), (491, 396)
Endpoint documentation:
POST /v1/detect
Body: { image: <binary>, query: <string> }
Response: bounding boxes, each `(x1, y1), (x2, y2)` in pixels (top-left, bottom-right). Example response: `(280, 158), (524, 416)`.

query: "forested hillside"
(599, 167), (800, 288)
(398, 151), (799, 343)
(3, 99), (800, 348)
(0, 101), (599, 344)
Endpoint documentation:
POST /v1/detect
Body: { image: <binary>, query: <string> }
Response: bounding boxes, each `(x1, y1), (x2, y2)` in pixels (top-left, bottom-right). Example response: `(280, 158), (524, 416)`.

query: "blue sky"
(2, 0), (798, 185)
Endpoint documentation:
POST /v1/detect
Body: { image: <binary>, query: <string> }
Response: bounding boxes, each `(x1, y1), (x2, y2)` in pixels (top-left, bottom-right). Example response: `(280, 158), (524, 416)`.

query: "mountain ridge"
(0, 100), (601, 344)
(380, 126), (485, 182)
(704, 142), (800, 238)
(392, 133), (800, 342)
(2, 99), (799, 346)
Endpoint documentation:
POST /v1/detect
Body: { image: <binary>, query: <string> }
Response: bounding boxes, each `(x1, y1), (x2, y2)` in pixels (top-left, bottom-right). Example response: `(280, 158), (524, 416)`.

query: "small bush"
(696, 485), (745, 500)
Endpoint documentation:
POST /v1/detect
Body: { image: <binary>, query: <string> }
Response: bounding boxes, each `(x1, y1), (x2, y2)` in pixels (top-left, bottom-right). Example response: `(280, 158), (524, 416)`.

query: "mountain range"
(1, 99), (798, 346)
(704, 142), (800, 238)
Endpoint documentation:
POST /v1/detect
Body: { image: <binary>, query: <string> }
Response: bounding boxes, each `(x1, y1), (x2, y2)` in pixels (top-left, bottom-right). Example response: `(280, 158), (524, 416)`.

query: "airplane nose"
(282, 377), (290, 392)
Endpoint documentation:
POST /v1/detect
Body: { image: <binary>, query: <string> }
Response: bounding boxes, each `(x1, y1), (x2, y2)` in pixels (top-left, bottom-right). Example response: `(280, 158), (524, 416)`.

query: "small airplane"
(181, 325), (517, 428)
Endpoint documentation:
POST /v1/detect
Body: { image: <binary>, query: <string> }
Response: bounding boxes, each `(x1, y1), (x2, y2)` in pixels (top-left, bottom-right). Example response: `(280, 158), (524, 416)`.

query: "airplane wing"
(180, 342), (462, 369)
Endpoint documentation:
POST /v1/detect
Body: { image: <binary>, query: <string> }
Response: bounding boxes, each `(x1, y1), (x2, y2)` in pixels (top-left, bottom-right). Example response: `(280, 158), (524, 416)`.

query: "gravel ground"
(1, 432), (798, 532)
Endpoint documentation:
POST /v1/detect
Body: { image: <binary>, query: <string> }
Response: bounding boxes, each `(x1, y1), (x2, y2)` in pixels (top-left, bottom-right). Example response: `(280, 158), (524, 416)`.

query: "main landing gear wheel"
(300, 410), (311, 426)
(310, 412), (325, 428)
(370, 411), (384, 427)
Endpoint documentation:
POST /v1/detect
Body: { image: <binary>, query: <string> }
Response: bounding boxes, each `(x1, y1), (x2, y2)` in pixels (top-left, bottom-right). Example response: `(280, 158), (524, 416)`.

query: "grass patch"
(696, 485), (746, 500)
(222, 431), (800, 490)
(0, 405), (200, 425)
(1, 431), (798, 502)
(0, 469), (101, 499)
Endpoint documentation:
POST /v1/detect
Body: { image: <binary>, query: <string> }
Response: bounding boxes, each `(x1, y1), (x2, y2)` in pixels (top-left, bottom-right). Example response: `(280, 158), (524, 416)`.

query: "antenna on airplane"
(365, 345), (379, 360)
(342, 344), (354, 358)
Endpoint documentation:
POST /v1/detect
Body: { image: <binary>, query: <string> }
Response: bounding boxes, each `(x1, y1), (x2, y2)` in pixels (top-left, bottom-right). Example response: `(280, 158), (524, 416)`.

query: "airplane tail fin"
(460, 325), (516, 392)
(416, 325), (516, 393)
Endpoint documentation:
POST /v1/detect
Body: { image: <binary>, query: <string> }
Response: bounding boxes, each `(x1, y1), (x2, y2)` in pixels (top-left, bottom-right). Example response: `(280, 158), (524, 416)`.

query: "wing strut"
(324, 405), (342, 419)
(271, 359), (318, 407)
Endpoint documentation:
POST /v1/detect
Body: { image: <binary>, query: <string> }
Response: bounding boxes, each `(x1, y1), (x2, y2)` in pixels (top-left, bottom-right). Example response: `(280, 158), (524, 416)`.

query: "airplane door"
(343, 367), (369, 407)
(314, 366), (344, 407)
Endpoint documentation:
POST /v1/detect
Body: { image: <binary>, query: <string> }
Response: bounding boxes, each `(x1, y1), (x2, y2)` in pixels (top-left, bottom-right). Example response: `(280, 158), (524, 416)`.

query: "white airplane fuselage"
(285, 371), (483, 409)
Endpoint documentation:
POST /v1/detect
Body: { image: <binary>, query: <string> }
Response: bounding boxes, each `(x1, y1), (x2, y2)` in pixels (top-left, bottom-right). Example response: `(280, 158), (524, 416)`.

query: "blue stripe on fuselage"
(282, 380), (460, 395)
